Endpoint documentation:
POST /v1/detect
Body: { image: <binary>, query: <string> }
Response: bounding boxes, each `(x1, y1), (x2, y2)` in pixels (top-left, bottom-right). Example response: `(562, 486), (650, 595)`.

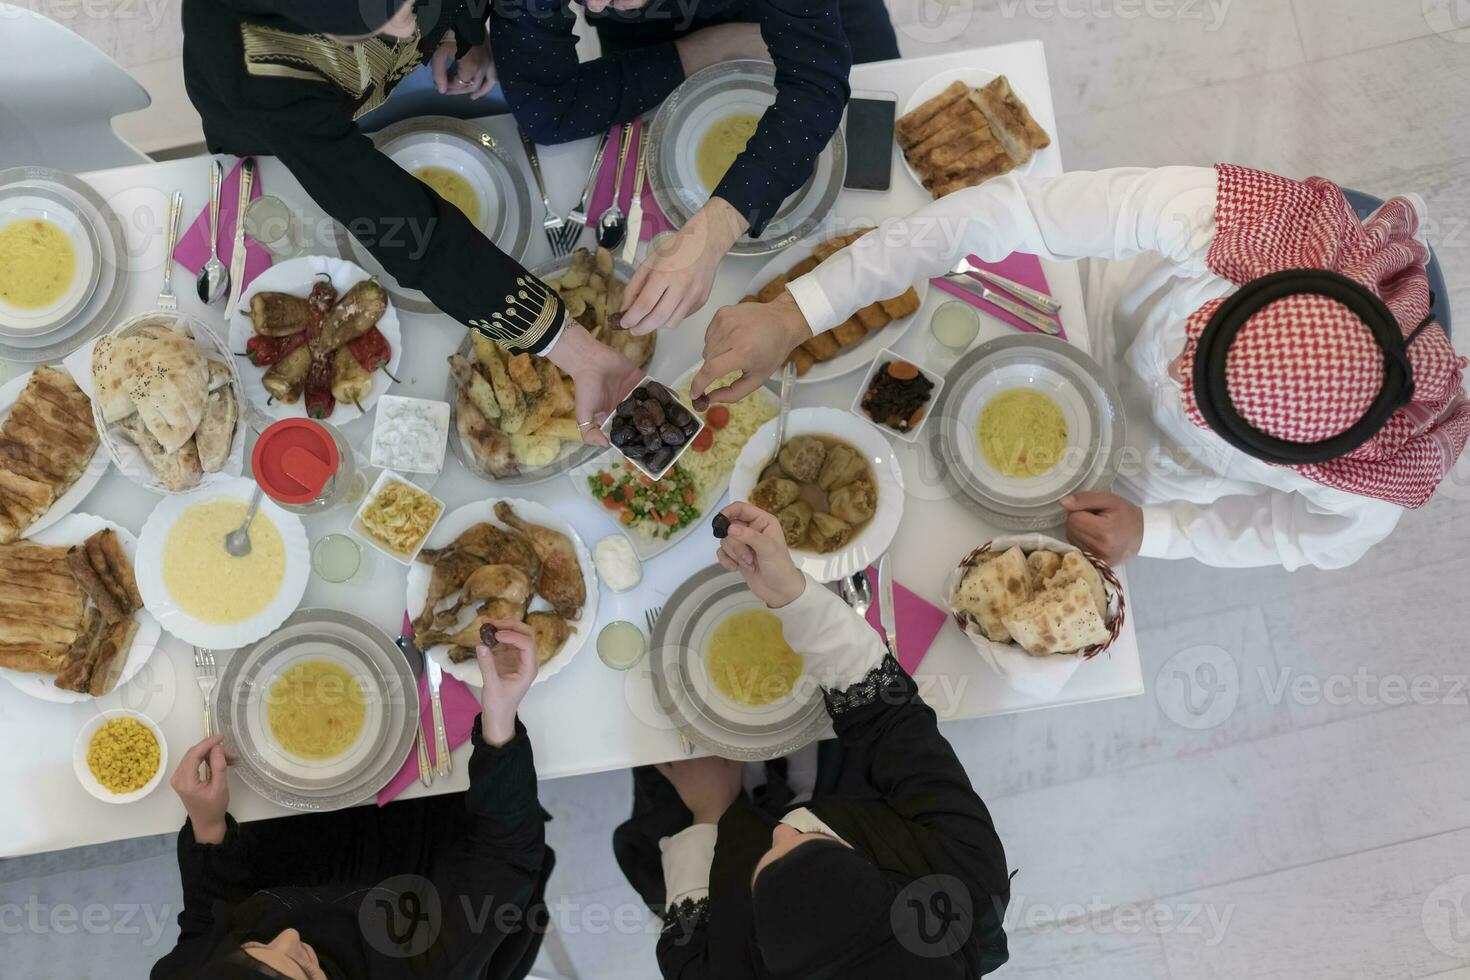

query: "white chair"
(0, 3), (151, 170)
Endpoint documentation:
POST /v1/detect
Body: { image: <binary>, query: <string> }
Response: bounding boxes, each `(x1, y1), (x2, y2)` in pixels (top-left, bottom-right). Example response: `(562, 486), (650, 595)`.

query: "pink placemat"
(377, 614), (482, 806)
(173, 157), (274, 295)
(586, 119), (674, 243)
(860, 567), (949, 674)
(930, 252), (1064, 340)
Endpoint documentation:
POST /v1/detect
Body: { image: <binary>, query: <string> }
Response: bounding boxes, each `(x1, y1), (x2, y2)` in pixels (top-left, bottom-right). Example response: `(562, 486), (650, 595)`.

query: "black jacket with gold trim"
(181, 0), (565, 353)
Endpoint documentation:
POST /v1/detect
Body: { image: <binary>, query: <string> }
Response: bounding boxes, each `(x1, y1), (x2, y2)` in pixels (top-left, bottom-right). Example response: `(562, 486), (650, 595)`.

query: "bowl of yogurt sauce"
(371, 395), (450, 475)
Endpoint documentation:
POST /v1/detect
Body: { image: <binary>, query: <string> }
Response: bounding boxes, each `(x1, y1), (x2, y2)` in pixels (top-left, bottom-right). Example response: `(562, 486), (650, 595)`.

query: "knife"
(225, 158), (255, 316)
(877, 553), (897, 659)
(426, 650), (452, 777)
(941, 271), (1060, 335)
(951, 259), (1061, 315)
(394, 631), (434, 787)
(621, 125), (649, 264)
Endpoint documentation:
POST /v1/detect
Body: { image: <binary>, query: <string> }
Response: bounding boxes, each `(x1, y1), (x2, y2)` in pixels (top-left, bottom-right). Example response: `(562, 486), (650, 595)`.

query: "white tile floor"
(6, 3), (1470, 977)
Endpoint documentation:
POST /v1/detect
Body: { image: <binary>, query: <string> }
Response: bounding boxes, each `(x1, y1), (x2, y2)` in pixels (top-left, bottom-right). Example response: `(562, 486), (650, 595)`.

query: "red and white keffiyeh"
(1179, 163), (1470, 508)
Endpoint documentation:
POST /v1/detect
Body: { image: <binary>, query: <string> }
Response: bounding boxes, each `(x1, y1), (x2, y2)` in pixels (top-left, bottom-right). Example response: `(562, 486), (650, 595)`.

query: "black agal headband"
(1191, 268), (1431, 465)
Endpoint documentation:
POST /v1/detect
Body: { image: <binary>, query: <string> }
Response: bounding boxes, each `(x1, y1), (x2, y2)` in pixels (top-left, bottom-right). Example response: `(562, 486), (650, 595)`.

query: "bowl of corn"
(73, 709), (168, 803)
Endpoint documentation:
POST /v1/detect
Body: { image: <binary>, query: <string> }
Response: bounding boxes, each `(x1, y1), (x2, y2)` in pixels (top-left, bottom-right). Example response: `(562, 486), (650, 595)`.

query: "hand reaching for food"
(475, 618), (540, 746)
(542, 319), (643, 447)
(1062, 492), (1144, 565)
(430, 39), (497, 99)
(713, 502), (807, 609)
(656, 755), (744, 825)
(691, 291), (812, 409)
(620, 199), (749, 335)
(169, 735), (237, 845)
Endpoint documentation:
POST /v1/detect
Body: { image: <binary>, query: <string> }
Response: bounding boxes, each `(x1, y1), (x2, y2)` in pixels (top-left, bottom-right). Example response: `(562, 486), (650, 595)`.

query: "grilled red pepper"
(244, 331), (306, 367)
(346, 326), (392, 373)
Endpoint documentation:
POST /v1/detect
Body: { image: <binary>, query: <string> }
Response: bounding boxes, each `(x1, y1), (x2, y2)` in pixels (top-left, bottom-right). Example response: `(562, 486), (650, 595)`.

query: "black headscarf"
(216, 0), (415, 35)
(751, 840), (971, 980)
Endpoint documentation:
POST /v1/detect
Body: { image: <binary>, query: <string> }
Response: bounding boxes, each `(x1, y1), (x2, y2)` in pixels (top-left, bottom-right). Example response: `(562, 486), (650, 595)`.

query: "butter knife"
(225, 158), (255, 315)
(942, 272), (1060, 335)
(622, 125), (649, 264)
(426, 651), (452, 777)
(877, 553), (897, 658)
(394, 632), (434, 788)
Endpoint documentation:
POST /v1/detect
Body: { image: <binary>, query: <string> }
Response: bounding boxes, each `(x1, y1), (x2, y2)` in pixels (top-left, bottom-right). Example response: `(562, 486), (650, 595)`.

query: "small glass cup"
(597, 621), (648, 670)
(927, 301), (981, 363)
(311, 532), (374, 584)
(243, 195), (305, 259)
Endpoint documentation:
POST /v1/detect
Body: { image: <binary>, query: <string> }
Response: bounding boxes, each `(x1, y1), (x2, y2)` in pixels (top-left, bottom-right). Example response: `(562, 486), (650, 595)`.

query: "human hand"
(543, 319), (643, 447)
(691, 291), (811, 409)
(430, 40), (497, 99)
(714, 502), (806, 608)
(656, 756), (743, 824)
(475, 619), (539, 746)
(169, 735), (237, 844)
(1062, 492), (1144, 565)
(620, 199), (749, 335)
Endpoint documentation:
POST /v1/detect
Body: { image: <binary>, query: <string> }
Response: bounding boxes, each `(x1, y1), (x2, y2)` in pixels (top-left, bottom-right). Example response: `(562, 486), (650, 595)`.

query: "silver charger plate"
(930, 334), (1126, 530)
(650, 565), (830, 761)
(333, 117), (533, 315)
(0, 167), (128, 364)
(445, 251), (638, 485)
(214, 608), (418, 812)
(646, 60), (847, 256)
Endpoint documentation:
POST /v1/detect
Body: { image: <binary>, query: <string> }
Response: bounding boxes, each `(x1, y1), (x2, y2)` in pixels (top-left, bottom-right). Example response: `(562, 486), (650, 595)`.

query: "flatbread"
(1026, 550), (1063, 592)
(1002, 578), (1110, 656)
(123, 330), (208, 453)
(195, 387), (238, 474)
(952, 545), (1030, 644)
(1045, 551), (1108, 619)
(92, 335), (144, 423)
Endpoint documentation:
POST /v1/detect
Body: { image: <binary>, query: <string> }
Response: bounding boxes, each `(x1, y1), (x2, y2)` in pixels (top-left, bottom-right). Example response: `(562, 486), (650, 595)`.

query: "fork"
(157, 190), (185, 312)
(567, 129), (611, 231)
(645, 606), (694, 755)
(520, 129), (575, 258)
(193, 647), (218, 776)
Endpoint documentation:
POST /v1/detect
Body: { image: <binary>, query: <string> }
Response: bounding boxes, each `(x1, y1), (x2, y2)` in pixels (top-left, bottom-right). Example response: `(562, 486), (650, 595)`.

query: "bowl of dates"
(602, 378), (706, 480)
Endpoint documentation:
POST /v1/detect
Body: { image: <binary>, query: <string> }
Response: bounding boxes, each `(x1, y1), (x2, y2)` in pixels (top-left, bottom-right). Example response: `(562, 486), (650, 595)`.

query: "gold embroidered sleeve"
(467, 274), (567, 353)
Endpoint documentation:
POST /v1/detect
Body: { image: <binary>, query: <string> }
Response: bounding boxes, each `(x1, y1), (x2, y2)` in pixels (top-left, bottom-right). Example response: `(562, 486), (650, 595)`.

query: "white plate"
(0, 369), (108, 539)
(135, 478), (311, 649)
(73, 709), (168, 804)
(0, 514), (163, 703)
(567, 366), (779, 560)
(743, 245), (930, 384)
(728, 407), (905, 583)
(229, 255), (402, 425)
(898, 67), (1054, 193)
(386, 136), (502, 235)
(405, 498), (599, 687)
(0, 197), (99, 333)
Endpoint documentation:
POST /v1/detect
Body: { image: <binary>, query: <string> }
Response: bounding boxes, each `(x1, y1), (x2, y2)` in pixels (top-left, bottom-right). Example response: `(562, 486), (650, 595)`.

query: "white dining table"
(0, 39), (1143, 858)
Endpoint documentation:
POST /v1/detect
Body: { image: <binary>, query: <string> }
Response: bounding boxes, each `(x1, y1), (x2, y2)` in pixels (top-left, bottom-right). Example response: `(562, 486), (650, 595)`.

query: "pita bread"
(1026, 550), (1063, 592)
(1044, 551), (1109, 619)
(952, 545), (1030, 644)
(195, 387), (237, 474)
(92, 335), (147, 423)
(123, 330), (208, 453)
(1002, 578), (1110, 656)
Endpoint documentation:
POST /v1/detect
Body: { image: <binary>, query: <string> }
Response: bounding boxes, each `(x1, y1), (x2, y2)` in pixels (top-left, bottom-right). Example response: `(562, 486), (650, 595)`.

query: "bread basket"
(944, 533), (1126, 697)
(89, 311), (247, 494)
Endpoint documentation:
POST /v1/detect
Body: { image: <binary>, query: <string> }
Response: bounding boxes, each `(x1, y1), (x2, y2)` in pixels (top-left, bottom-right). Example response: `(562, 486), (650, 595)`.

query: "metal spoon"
(224, 484), (264, 558)
(197, 160), (228, 305)
(838, 571), (873, 617)
(772, 360), (796, 448)
(595, 123), (636, 250)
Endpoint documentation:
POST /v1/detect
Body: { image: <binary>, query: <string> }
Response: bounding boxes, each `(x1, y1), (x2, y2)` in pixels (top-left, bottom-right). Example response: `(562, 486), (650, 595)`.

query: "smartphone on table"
(842, 90), (898, 193)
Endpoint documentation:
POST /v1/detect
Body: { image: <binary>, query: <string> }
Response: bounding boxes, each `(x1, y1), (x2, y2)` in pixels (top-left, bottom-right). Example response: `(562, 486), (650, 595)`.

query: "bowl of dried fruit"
(851, 350), (945, 443)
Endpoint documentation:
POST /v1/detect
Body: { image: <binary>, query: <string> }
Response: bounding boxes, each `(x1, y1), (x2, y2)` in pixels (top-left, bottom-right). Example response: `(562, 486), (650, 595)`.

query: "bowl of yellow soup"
(213, 608), (419, 811)
(135, 478), (311, 648)
(73, 709), (168, 804)
(0, 199), (98, 335)
(932, 334), (1126, 531)
(648, 565), (829, 761)
(647, 60), (846, 256)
